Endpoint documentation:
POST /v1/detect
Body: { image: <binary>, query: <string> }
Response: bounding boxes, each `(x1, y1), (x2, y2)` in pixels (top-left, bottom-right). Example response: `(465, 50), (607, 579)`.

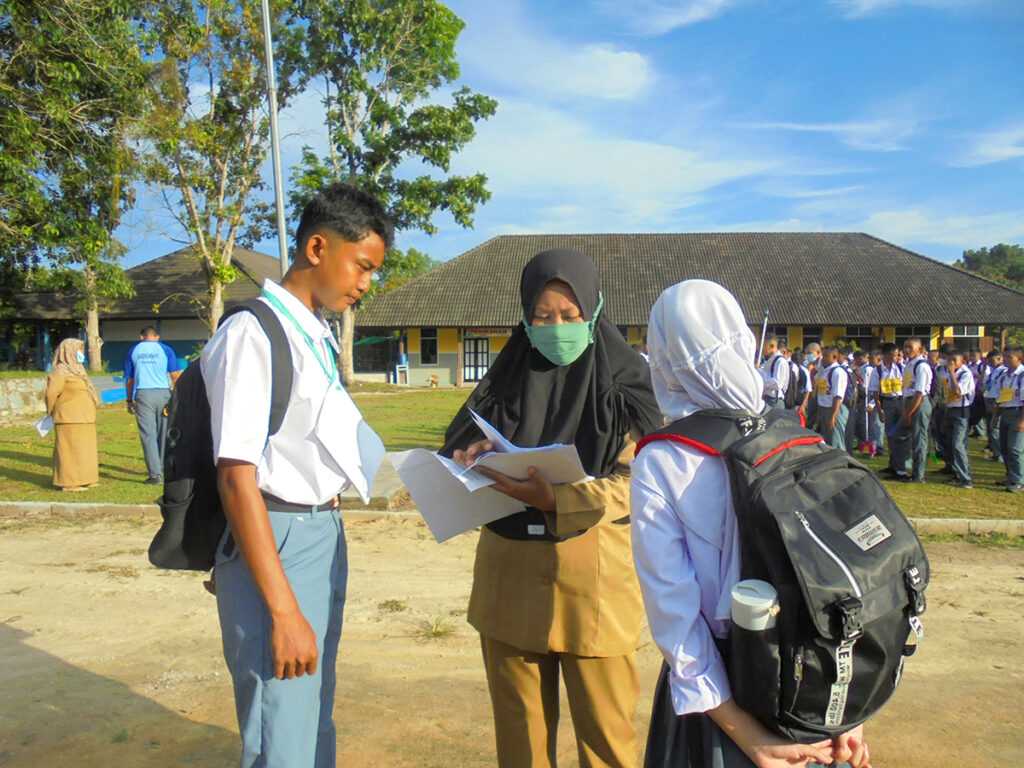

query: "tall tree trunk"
(209, 278), (224, 334)
(83, 267), (103, 371)
(85, 303), (103, 372)
(340, 307), (355, 386)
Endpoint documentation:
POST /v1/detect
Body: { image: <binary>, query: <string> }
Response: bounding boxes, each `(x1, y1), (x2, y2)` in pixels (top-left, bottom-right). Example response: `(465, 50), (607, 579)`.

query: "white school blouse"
(631, 439), (740, 716)
(200, 279), (351, 505)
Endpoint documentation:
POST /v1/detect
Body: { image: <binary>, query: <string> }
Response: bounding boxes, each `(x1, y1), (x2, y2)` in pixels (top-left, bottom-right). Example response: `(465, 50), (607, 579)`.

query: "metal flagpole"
(260, 0), (289, 279)
(756, 308), (770, 364)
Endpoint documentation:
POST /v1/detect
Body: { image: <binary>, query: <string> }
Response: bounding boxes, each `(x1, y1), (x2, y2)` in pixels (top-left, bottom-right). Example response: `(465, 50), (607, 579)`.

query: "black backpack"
(148, 299), (293, 571)
(636, 408), (929, 743)
(775, 357), (798, 410)
(787, 364), (809, 411)
(911, 358), (945, 411)
(837, 363), (858, 409)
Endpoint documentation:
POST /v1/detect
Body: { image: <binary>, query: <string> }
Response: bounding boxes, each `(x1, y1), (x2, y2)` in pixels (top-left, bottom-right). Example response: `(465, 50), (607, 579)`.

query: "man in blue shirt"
(124, 326), (181, 484)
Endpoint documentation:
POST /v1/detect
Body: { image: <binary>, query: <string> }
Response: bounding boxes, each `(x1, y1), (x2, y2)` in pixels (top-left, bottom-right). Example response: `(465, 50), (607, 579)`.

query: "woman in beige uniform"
(45, 338), (99, 490)
(443, 249), (661, 768)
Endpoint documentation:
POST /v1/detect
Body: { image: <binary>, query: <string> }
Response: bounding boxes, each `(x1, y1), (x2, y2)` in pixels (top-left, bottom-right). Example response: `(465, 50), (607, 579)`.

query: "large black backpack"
(636, 408), (929, 743)
(148, 299), (293, 571)
(912, 358), (945, 412)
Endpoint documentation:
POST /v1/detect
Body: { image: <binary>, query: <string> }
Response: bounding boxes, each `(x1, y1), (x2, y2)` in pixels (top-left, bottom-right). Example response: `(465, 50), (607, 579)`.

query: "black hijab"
(441, 249), (661, 478)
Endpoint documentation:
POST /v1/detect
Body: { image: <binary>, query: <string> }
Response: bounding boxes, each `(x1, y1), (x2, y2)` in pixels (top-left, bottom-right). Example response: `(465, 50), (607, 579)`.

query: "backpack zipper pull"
(793, 648), (804, 683)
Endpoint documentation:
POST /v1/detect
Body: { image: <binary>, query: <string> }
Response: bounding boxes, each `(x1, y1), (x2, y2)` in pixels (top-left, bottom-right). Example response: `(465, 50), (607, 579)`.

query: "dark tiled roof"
(357, 233), (1024, 328)
(15, 246), (280, 321)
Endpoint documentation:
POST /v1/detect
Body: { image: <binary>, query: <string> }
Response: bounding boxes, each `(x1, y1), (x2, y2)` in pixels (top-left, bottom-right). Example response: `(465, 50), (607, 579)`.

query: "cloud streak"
(740, 118), (922, 151)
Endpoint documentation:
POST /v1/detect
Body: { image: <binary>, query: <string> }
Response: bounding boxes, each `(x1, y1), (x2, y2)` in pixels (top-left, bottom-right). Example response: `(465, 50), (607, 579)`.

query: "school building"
(11, 246), (280, 370)
(356, 232), (1024, 387)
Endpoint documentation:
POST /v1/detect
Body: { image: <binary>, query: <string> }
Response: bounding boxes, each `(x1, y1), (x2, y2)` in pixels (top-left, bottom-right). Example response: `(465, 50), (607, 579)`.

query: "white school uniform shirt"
(938, 366), (976, 409)
(631, 439), (740, 715)
(877, 361), (903, 399)
(1003, 364), (1024, 408)
(759, 352), (790, 398)
(985, 364), (1007, 400)
(815, 361), (847, 408)
(862, 364), (879, 410)
(903, 354), (933, 398)
(200, 279), (351, 505)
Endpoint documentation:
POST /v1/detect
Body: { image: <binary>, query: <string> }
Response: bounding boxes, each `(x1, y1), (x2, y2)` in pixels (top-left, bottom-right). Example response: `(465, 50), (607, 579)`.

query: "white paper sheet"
(390, 411), (592, 542)
(390, 449), (526, 542)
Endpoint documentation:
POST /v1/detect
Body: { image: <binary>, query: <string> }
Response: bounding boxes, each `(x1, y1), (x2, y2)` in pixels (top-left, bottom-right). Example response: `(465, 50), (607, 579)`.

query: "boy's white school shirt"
(200, 279), (353, 506)
(631, 439), (738, 716)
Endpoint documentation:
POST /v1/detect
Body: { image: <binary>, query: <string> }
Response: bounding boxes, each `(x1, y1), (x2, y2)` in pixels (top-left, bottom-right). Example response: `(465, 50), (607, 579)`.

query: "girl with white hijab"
(630, 281), (870, 768)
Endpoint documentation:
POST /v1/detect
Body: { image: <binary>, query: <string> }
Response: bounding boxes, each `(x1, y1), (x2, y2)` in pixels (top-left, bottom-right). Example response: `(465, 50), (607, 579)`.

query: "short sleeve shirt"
(124, 340), (180, 390)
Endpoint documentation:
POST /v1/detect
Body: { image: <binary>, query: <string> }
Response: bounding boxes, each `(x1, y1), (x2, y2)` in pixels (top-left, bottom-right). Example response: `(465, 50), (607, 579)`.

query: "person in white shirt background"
(813, 345), (848, 451)
(983, 350), (1005, 463)
(758, 333), (790, 410)
(994, 345), (1024, 493)
(937, 349), (976, 489)
(200, 183), (392, 768)
(893, 338), (933, 483)
(630, 279), (869, 768)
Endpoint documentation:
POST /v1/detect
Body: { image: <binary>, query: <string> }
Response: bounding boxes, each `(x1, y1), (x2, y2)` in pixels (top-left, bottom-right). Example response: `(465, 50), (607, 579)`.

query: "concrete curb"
(0, 502), (1021, 537)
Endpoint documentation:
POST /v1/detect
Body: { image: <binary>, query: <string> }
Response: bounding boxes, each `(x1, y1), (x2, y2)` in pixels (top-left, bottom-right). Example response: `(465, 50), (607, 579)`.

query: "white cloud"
(830, 0), (989, 18)
(454, 1), (652, 100)
(856, 209), (1024, 248)
(595, 0), (740, 35)
(451, 99), (775, 232)
(954, 125), (1024, 167)
(741, 118), (922, 152)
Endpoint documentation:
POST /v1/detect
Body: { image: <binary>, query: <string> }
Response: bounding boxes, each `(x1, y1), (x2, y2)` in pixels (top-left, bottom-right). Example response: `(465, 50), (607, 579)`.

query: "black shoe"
(1007, 484), (1023, 494)
(937, 466), (954, 475)
(899, 476), (924, 483)
(144, 476), (163, 485)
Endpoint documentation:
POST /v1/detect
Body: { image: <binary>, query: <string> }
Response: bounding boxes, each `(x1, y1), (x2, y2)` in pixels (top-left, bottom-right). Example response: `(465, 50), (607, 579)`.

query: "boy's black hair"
(987, 349), (1002, 361)
(1005, 345), (1024, 358)
(881, 342), (897, 355)
(295, 182), (395, 256)
(764, 332), (779, 345)
(939, 342), (957, 356)
(140, 326), (158, 337)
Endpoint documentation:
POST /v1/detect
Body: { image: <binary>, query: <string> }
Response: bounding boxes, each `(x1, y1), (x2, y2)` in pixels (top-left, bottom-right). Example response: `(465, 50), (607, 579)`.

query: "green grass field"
(1, 385), (1022, 519)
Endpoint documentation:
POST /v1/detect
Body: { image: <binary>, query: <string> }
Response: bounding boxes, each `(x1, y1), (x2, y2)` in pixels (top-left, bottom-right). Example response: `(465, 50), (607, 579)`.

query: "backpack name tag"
(844, 515), (892, 551)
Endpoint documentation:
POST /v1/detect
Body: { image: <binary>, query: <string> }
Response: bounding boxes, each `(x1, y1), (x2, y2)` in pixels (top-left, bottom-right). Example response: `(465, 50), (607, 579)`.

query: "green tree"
(141, 0), (302, 331)
(0, 0), (149, 368)
(290, 0), (497, 384)
(956, 243), (1024, 345)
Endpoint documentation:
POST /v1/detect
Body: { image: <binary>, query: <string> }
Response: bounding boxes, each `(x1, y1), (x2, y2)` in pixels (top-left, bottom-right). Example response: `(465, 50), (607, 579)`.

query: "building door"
(463, 337), (490, 382)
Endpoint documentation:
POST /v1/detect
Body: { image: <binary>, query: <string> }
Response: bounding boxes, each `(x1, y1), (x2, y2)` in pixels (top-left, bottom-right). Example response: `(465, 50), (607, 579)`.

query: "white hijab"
(646, 280), (766, 421)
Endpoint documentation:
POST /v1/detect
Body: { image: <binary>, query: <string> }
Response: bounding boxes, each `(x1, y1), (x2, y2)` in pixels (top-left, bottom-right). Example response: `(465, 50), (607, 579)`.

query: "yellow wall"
(931, 328), (941, 349)
(439, 328), (459, 353)
(407, 328), (420, 347)
(788, 327), (803, 350)
(491, 335), (509, 353)
(822, 327), (846, 345)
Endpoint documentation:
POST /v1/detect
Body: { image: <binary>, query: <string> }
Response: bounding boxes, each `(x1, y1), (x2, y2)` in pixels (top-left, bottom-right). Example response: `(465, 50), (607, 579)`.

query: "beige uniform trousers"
(481, 635), (639, 768)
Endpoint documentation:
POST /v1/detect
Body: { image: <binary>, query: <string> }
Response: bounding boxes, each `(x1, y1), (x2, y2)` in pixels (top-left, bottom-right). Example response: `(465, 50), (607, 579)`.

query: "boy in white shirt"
(201, 183), (392, 768)
(938, 349), (976, 489)
(814, 345), (848, 451)
(995, 346), (1024, 493)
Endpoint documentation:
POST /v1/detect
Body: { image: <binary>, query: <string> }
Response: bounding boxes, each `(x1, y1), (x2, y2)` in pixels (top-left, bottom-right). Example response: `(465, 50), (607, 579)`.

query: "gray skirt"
(643, 662), (845, 768)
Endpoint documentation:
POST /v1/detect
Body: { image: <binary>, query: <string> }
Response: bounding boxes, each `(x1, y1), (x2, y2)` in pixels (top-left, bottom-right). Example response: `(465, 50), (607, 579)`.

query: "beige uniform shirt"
(467, 433), (643, 658)
(46, 376), (97, 424)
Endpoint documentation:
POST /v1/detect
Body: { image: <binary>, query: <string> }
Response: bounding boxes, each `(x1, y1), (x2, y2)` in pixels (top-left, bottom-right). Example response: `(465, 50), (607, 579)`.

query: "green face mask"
(524, 293), (603, 366)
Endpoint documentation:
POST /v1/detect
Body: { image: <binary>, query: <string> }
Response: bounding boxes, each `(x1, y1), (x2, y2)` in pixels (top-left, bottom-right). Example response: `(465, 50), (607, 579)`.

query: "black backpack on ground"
(148, 299), (293, 571)
(636, 408), (929, 743)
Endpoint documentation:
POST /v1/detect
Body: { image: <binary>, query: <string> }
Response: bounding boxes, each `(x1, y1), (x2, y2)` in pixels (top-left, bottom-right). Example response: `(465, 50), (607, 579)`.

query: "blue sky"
(119, 0), (1024, 268)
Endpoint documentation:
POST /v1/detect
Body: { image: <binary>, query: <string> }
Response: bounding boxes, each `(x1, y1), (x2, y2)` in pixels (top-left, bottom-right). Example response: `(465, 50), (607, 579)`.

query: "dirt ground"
(0, 512), (1022, 768)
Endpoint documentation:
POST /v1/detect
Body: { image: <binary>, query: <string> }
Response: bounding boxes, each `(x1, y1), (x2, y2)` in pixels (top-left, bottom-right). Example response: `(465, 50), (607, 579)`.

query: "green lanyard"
(261, 290), (338, 384)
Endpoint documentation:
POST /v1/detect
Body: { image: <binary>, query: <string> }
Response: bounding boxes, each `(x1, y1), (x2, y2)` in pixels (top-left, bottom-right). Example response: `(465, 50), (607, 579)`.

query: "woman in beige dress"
(442, 249), (662, 768)
(45, 339), (99, 491)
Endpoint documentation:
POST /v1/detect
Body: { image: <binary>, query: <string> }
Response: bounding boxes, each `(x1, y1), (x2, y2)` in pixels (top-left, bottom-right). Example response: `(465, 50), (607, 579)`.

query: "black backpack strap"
(637, 409), (773, 456)
(636, 407), (815, 465)
(220, 298), (293, 436)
